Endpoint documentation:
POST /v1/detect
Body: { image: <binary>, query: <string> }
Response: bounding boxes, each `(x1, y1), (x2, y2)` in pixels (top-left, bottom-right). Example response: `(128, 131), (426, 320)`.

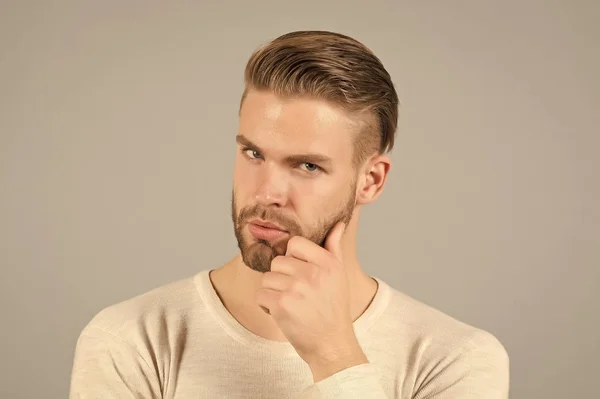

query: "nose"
(254, 164), (288, 208)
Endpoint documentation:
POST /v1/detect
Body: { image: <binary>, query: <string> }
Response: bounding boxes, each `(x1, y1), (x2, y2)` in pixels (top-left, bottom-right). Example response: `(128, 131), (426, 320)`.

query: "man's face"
(231, 90), (360, 273)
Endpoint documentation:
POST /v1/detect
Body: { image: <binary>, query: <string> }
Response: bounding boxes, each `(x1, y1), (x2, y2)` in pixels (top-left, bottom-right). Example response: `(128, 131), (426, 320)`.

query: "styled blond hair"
(241, 30), (399, 166)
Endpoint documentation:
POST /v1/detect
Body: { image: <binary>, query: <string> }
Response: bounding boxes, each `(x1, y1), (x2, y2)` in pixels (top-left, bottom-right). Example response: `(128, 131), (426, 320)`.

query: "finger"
(285, 235), (332, 266)
(260, 270), (294, 292)
(270, 255), (309, 277)
(271, 255), (320, 289)
(324, 221), (346, 261)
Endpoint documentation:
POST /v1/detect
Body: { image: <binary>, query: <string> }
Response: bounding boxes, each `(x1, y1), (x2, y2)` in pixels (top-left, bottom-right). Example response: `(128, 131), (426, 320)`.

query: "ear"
(356, 154), (392, 205)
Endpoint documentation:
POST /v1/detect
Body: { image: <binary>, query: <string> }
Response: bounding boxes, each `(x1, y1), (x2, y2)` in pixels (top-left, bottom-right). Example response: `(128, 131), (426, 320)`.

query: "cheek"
(292, 180), (345, 217)
(233, 158), (255, 190)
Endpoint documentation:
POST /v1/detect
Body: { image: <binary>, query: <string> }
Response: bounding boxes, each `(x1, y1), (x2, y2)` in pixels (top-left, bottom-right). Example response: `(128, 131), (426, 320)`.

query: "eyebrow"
(236, 134), (333, 166)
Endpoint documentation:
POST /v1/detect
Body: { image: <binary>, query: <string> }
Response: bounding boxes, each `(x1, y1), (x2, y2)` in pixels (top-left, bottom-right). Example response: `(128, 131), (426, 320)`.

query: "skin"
(209, 89), (392, 382)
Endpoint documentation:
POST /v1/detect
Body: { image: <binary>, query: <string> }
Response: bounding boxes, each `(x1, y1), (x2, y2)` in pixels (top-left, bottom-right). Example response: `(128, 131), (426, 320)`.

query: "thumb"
(324, 221), (346, 260)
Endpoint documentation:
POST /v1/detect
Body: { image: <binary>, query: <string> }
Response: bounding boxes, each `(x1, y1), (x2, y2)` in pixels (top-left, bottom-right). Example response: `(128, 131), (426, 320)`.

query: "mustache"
(237, 205), (301, 232)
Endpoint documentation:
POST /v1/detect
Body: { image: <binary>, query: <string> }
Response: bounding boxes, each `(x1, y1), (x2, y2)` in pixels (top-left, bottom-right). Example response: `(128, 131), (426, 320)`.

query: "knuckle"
(307, 266), (320, 284)
(326, 252), (339, 266)
(290, 279), (304, 293)
(287, 235), (304, 249)
(270, 255), (284, 269)
(278, 293), (297, 312)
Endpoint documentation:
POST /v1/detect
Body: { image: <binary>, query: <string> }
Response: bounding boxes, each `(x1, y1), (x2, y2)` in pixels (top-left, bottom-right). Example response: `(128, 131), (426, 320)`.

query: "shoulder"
(70, 274), (207, 396)
(375, 278), (509, 368)
(77, 271), (206, 346)
(373, 280), (509, 396)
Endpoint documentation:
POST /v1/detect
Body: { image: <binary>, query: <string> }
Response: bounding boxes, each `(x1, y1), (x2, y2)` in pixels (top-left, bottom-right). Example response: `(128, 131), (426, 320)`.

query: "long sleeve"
(299, 363), (389, 399)
(299, 329), (509, 399)
(413, 330), (510, 399)
(69, 326), (162, 399)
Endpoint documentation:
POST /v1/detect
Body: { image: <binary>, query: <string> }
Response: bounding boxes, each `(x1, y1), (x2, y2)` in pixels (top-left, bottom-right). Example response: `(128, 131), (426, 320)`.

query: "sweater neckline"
(194, 268), (392, 356)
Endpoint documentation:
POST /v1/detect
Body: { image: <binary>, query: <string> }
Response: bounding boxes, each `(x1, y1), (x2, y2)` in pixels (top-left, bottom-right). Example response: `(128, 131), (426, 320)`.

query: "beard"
(231, 184), (357, 273)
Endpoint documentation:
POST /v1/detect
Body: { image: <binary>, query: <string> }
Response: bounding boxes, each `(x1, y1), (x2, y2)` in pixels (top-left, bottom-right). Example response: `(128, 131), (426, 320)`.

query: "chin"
(241, 244), (274, 273)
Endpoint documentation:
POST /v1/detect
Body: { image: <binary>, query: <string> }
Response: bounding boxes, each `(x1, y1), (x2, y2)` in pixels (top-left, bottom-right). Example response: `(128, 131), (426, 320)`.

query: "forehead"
(238, 90), (357, 159)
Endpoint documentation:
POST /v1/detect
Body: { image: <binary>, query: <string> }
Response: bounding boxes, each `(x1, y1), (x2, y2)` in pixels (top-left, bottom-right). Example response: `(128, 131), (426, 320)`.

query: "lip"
(248, 219), (287, 232)
(247, 219), (289, 241)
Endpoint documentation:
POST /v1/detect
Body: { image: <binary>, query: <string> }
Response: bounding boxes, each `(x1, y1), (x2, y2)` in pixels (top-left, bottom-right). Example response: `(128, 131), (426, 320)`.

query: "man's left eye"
(300, 163), (320, 172)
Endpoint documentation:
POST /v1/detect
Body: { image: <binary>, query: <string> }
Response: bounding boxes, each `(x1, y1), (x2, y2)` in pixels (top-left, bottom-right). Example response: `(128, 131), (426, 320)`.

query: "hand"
(256, 221), (368, 381)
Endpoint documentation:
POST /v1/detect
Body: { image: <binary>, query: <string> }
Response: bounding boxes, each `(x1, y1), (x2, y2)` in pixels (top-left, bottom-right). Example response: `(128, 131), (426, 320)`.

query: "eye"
(243, 148), (262, 159)
(299, 163), (321, 173)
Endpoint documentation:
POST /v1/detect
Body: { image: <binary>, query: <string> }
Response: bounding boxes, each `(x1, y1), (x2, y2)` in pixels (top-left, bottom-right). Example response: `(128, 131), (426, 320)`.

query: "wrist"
(308, 340), (369, 382)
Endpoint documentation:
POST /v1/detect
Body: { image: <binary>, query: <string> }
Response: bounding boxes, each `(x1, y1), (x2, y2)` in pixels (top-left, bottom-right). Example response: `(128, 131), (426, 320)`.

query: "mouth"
(247, 219), (289, 241)
(249, 219), (287, 231)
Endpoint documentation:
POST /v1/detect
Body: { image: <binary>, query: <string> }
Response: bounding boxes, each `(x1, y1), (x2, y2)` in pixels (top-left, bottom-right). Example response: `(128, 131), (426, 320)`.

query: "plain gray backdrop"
(1, 1), (598, 398)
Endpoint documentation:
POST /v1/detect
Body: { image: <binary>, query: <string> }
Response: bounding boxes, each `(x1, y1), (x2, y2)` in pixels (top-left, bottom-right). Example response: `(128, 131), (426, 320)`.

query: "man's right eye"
(243, 148), (262, 159)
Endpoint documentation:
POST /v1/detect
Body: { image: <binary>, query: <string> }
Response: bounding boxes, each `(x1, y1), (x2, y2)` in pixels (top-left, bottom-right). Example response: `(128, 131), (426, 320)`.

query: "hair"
(240, 30), (399, 168)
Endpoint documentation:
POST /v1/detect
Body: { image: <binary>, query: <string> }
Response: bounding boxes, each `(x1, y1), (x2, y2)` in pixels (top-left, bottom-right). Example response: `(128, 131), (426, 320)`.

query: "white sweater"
(69, 269), (509, 398)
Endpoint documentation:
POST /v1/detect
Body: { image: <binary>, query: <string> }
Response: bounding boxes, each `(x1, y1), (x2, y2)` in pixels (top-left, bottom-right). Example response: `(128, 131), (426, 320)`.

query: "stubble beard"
(231, 186), (356, 273)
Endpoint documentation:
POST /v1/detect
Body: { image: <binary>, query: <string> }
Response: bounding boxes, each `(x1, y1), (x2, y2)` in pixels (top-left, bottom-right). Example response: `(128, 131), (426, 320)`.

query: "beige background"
(1, 1), (598, 398)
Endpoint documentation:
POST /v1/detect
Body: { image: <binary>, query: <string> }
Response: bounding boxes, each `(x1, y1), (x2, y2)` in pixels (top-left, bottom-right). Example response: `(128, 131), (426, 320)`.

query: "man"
(70, 31), (509, 398)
